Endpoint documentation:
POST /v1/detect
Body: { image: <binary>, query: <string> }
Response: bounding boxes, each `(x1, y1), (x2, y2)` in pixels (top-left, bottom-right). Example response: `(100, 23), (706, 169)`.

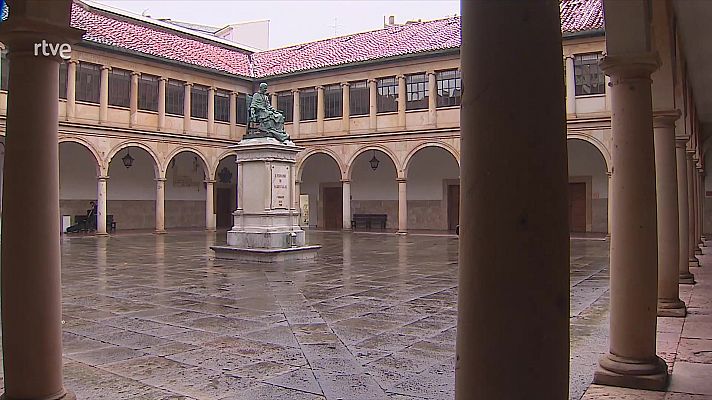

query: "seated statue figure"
(250, 82), (290, 142)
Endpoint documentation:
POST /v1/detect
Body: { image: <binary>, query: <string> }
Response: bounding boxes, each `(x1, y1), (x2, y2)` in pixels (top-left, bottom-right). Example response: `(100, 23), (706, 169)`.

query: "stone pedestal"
(211, 137), (320, 262)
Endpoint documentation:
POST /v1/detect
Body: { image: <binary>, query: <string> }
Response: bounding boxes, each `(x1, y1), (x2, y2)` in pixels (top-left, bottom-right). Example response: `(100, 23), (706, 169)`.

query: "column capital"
(230, 90), (239, 96)
(397, 178), (407, 183)
(396, 74), (406, 80)
(204, 179), (216, 184)
(155, 178), (167, 182)
(676, 135), (691, 148)
(158, 76), (168, 82)
(183, 82), (193, 88)
(67, 59), (79, 66)
(686, 149), (696, 158)
(341, 179), (351, 184)
(100, 65), (112, 71)
(291, 88), (300, 94)
(652, 109), (681, 128)
(208, 86), (216, 92)
(367, 78), (377, 84)
(316, 85), (324, 91)
(340, 82), (350, 88)
(564, 54), (575, 61)
(427, 71), (437, 77)
(599, 53), (660, 82)
(97, 175), (109, 181)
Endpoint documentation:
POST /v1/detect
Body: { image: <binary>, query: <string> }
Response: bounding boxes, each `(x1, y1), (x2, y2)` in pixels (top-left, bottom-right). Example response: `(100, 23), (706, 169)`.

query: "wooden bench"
(351, 214), (387, 230)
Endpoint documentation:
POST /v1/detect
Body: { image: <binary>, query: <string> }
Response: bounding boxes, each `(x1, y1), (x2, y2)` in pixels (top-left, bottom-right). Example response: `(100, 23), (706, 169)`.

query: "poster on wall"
(300, 194), (309, 226)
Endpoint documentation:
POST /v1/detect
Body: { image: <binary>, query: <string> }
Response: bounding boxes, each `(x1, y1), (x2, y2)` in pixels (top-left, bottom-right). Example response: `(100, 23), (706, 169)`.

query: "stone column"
(565, 55), (576, 115)
(0, 2), (80, 398)
(205, 180), (216, 231)
(229, 91), (237, 139)
(341, 82), (350, 133)
(66, 59), (77, 121)
(699, 168), (706, 244)
(607, 171), (612, 236)
(183, 82), (192, 133)
(368, 78), (377, 130)
(397, 178), (407, 234)
(593, 53), (668, 390)
(99, 65), (110, 124)
(397, 74), (406, 128)
(157, 77), (166, 130)
(653, 111), (685, 317)
(428, 71), (437, 126)
(155, 178), (166, 233)
(97, 176), (108, 236)
(687, 151), (700, 267)
(130, 71), (140, 128)
(696, 168), (704, 248)
(456, 2), (569, 398)
(342, 180), (351, 230)
(292, 89), (300, 137)
(316, 85), (325, 134)
(693, 159), (702, 255)
(207, 86), (215, 136)
(295, 180), (302, 215)
(677, 138), (696, 283)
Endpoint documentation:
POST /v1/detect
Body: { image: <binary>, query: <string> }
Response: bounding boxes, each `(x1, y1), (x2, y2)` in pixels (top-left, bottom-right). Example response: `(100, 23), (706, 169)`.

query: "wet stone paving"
(0, 231), (611, 399)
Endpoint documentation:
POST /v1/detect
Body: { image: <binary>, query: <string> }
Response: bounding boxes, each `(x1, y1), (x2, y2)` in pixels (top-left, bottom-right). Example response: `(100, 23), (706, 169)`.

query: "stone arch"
(346, 144), (400, 180)
(566, 134), (611, 173)
(164, 147), (211, 181)
(58, 137), (102, 176)
(403, 142), (460, 177)
(106, 141), (161, 178)
(567, 137), (610, 233)
(297, 148), (345, 181)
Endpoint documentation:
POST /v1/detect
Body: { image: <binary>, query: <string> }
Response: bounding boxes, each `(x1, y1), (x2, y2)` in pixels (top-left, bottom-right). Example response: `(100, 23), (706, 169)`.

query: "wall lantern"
(122, 149), (134, 168)
(369, 150), (380, 171)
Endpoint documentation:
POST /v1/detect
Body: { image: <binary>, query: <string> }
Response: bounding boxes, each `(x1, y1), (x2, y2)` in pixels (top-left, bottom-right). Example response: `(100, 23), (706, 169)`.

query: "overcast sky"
(93, 1), (460, 49)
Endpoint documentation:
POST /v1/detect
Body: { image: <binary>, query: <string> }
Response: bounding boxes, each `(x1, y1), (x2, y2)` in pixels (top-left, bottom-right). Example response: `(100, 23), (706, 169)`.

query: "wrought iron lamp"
(369, 150), (380, 171)
(122, 149), (134, 168)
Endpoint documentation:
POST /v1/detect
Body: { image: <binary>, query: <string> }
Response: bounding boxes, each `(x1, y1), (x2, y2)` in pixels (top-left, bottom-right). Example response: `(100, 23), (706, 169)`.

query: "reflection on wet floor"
(0, 231), (611, 399)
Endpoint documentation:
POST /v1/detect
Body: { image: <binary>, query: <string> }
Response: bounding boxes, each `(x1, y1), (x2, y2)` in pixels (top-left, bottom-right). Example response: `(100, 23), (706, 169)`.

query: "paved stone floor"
(0, 231), (618, 399)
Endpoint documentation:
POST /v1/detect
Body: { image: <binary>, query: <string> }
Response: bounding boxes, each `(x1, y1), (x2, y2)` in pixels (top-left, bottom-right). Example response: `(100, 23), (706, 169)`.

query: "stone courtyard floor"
(0, 231), (705, 399)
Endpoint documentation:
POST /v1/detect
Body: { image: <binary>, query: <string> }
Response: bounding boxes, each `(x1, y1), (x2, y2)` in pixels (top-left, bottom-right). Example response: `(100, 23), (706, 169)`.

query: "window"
(191, 85), (208, 119)
(324, 84), (342, 118)
(277, 91), (293, 122)
(436, 69), (461, 107)
(406, 73), (428, 110)
(138, 74), (158, 111)
(349, 80), (369, 116)
(108, 68), (130, 108)
(59, 62), (68, 99)
(377, 77), (398, 113)
(214, 89), (230, 122)
(574, 53), (605, 96)
(166, 80), (184, 116)
(76, 62), (100, 103)
(300, 88), (317, 121)
(237, 93), (247, 125)
(1, 49), (8, 91)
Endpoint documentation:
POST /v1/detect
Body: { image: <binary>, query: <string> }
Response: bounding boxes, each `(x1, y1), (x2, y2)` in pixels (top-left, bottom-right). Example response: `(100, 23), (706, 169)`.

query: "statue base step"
(211, 245), (321, 263)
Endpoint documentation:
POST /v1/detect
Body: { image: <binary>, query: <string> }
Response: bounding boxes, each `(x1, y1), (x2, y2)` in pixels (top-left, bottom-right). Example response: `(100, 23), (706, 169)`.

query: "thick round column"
(456, 2), (568, 398)
(693, 161), (702, 255)
(157, 76), (166, 131)
(316, 85), (325, 134)
(427, 71), (437, 126)
(397, 178), (407, 234)
(687, 152), (700, 267)
(207, 86), (215, 136)
(229, 91), (237, 139)
(183, 83), (192, 133)
(96, 176), (108, 236)
(155, 178), (166, 234)
(368, 78), (377, 130)
(292, 89), (300, 137)
(341, 82), (350, 133)
(1, 16), (77, 400)
(205, 180), (215, 231)
(397, 75), (406, 128)
(565, 55), (576, 115)
(294, 180), (302, 217)
(653, 112), (685, 317)
(593, 54), (668, 390)
(66, 60), (77, 121)
(342, 180), (351, 231)
(698, 169), (706, 246)
(99, 65), (110, 123)
(696, 168), (704, 248)
(677, 140), (696, 283)
(129, 71), (140, 128)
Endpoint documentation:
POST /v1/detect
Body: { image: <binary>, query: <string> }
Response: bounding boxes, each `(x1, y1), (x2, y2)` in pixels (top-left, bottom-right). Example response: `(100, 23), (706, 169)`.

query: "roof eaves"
(562, 28), (605, 39)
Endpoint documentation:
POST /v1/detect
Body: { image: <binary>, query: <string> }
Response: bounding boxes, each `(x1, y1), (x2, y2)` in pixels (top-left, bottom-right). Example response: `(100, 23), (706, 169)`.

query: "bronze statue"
(249, 82), (290, 142)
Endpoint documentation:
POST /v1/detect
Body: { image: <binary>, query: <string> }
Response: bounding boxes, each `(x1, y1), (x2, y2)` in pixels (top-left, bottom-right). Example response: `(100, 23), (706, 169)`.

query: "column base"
(396, 231), (408, 235)
(205, 228), (216, 233)
(1, 388), (76, 400)
(679, 272), (696, 285)
(694, 246), (702, 255)
(689, 257), (700, 267)
(154, 230), (167, 235)
(657, 298), (687, 317)
(593, 354), (669, 391)
(95, 232), (109, 237)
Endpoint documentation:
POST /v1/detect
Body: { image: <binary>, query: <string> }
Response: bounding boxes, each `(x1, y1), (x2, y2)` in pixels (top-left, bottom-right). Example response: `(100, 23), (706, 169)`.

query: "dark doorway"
(323, 186), (342, 230)
(568, 182), (586, 232)
(216, 188), (232, 228)
(448, 184), (460, 231)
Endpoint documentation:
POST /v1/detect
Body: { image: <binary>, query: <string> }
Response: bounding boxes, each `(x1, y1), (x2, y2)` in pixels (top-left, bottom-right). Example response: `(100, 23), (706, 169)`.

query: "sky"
(93, 0), (460, 49)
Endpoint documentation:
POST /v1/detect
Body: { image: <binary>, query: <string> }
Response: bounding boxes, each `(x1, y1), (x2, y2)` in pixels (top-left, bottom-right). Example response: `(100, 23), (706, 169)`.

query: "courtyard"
(2, 231), (615, 399)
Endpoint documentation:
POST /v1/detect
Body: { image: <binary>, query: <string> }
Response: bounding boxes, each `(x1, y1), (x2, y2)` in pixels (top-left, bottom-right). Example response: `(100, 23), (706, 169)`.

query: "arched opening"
(164, 150), (208, 229)
(406, 146), (460, 231)
(350, 149), (398, 230)
(567, 138), (609, 233)
(214, 155), (237, 229)
(300, 152), (342, 229)
(107, 146), (158, 230)
(59, 141), (100, 233)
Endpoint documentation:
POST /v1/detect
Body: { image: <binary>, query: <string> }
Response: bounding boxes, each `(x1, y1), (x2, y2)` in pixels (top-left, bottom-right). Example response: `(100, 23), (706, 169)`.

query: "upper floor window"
(76, 62), (100, 104)
(300, 88), (317, 121)
(138, 74), (159, 112)
(350, 80), (369, 116)
(324, 84), (342, 118)
(214, 89), (230, 122)
(166, 80), (184, 116)
(406, 73), (428, 110)
(59, 62), (68, 99)
(277, 91), (293, 122)
(1, 49), (9, 91)
(108, 68), (131, 108)
(574, 53), (605, 96)
(191, 84), (208, 119)
(436, 69), (461, 107)
(377, 77), (398, 113)
(237, 93), (247, 125)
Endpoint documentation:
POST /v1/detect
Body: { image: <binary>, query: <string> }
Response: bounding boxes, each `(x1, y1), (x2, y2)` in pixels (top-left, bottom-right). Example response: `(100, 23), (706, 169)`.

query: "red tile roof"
(70, 0), (604, 79)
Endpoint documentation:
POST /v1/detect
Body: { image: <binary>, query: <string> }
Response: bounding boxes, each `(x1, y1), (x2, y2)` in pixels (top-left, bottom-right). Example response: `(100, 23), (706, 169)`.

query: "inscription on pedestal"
(271, 165), (289, 209)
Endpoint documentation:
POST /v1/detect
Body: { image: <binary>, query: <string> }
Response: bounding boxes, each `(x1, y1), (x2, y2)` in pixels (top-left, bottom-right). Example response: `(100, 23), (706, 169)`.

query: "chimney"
(384, 15), (396, 27)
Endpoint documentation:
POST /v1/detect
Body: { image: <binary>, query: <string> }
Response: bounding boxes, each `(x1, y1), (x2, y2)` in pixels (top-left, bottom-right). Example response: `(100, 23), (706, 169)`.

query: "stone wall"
(60, 199), (205, 231)
(407, 200), (448, 231)
(351, 200), (398, 230)
(592, 198), (608, 233)
(165, 200), (205, 229)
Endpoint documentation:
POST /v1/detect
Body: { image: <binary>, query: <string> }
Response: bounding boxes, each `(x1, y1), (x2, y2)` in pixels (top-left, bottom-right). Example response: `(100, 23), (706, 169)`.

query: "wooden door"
(447, 184), (460, 231)
(568, 183), (587, 232)
(216, 188), (232, 228)
(323, 187), (342, 230)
